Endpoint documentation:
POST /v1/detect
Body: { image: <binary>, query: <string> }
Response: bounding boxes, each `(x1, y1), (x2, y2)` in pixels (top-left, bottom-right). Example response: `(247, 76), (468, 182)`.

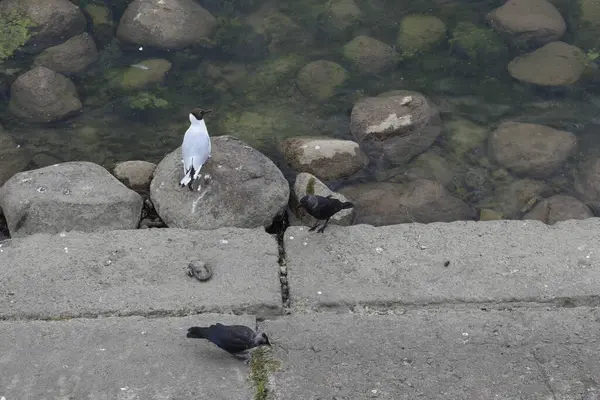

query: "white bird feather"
(180, 109), (212, 190)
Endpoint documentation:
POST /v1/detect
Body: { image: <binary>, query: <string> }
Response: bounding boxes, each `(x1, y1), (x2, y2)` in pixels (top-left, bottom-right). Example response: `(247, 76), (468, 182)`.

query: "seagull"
(180, 108), (212, 191)
(299, 194), (354, 233)
(186, 323), (271, 357)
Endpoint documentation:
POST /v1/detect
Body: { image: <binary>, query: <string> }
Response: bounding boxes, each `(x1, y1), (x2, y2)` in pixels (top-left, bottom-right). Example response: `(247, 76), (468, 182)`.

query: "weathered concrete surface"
(263, 308), (600, 399)
(0, 228), (281, 319)
(284, 219), (600, 310)
(0, 314), (255, 400)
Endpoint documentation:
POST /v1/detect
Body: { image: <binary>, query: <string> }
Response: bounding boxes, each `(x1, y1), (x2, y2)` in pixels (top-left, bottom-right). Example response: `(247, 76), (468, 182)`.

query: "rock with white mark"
(280, 137), (368, 181)
(0, 161), (143, 238)
(350, 90), (442, 166)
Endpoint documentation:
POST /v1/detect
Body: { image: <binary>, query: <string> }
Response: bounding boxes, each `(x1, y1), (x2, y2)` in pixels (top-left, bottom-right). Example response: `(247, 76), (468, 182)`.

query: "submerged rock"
(280, 136), (367, 181)
(33, 32), (99, 75)
(574, 156), (600, 207)
(508, 42), (587, 86)
(117, 0), (217, 50)
(0, 129), (31, 187)
(291, 172), (355, 227)
(116, 59), (172, 90)
(9, 67), (82, 123)
(487, 0), (566, 48)
(523, 195), (593, 224)
(492, 178), (554, 219)
(397, 14), (446, 58)
(489, 121), (577, 179)
(339, 179), (475, 226)
(150, 136), (289, 230)
(319, 0), (363, 40)
(0, 161), (143, 238)
(296, 60), (348, 101)
(342, 35), (398, 74)
(350, 90), (442, 166)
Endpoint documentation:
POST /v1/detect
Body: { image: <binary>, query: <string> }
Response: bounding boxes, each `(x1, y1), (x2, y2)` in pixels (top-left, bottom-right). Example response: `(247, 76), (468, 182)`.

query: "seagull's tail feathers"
(179, 170), (193, 187)
(187, 326), (209, 339)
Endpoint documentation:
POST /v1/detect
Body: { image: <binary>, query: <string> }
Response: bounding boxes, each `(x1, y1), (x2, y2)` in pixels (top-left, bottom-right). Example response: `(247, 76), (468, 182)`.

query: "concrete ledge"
(263, 308), (600, 399)
(284, 219), (600, 310)
(0, 228), (282, 319)
(0, 314), (255, 400)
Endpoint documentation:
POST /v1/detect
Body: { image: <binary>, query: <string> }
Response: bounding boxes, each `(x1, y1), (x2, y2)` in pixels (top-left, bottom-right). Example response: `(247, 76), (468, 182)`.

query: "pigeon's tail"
(341, 201), (354, 209)
(187, 326), (209, 339)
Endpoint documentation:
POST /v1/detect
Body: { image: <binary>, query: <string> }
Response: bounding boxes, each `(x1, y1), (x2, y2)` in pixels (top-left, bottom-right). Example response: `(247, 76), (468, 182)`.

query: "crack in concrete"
(532, 350), (557, 400)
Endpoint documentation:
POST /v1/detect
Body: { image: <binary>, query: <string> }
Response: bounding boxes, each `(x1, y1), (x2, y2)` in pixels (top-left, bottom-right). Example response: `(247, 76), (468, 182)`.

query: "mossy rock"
(397, 14), (446, 59)
(116, 59), (172, 90)
(296, 60), (348, 101)
(241, 54), (305, 101)
(444, 117), (489, 159)
(449, 21), (508, 61)
(0, 10), (36, 61)
(249, 10), (311, 54)
(319, 0), (363, 40)
(342, 35), (398, 74)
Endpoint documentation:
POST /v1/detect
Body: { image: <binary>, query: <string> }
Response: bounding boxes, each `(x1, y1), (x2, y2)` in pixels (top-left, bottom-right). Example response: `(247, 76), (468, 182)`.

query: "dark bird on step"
(299, 194), (354, 233)
(186, 323), (271, 356)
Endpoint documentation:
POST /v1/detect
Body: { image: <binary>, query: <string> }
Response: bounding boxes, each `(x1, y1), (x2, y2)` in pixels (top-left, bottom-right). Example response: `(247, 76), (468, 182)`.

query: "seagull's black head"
(190, 108), (212, 121)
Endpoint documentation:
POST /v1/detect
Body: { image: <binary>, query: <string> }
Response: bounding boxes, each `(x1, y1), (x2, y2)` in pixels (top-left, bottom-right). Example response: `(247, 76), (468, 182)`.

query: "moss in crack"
(306, 176), (316, 195)
(250, 347), (281, 400)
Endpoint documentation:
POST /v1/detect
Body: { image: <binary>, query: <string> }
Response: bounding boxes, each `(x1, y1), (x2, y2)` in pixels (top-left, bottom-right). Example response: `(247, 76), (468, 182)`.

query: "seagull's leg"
(317, 218), (331, 233)
(308, 220), (321, 231)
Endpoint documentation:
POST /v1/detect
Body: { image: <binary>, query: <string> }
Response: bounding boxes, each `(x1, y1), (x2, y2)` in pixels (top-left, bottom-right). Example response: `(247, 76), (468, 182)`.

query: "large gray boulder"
(350, 90), (442, 166)
(9, 66), (82, 123)
(0, 0), (86, 53)
(150, 135), (290, 230)
(0, 162), (143, 238)
(33, 32), (99, 75)
(116, 0), (218, 50)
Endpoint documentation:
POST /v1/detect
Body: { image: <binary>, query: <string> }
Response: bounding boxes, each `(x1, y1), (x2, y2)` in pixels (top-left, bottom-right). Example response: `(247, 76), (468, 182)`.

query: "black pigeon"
(186, 323), (271, 355)
(299, 194), (354, 233)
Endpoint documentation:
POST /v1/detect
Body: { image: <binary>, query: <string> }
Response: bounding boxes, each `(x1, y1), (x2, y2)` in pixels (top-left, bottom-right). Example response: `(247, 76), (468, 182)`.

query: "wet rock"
(443, 117), (488, 159)
(116, 59), (172, 90)
(113, 160), (156, 193)
(117, 0), (217, 50)
(150, 136), (289, 230)
(489, 121), (577, 178)
(523, 194), (593, 224)
(401, 151), (458, 187)
(479, 208), (503, 221)
(33, 32), (99, 75)
(0, 130), (31, 187)
(246, 9), (311, 54)
(487, 0), (566, 48)
(0, 0), (86, 53)
(508, 42), (587, 86)
(280, 137), (367, 181)
(492, 178), (554, 219)
(0, 161), (143, 238)
(342, 35), (398, 74)
(397, 14), (446, 58)
(350, 90), (442, 166)
(339, 179), (475, 226)
(296, 60), (348, 101)
(320, 0), (363, 40)
(83, 3), (114, 47)
(9, 67), (82, 123)
(291, 172), (354, 227)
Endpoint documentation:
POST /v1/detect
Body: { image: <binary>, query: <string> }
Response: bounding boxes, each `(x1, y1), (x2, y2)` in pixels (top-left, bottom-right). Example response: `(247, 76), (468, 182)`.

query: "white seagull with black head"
(180, 108), (212, 191)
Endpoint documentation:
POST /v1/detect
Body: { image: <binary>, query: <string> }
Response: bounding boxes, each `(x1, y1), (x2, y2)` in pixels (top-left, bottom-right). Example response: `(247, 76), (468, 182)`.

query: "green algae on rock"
(397, 14), (446, 59)
(117, 59), (173, 90)
(0, 10), (36, 61)
(296, 60), (348, 101)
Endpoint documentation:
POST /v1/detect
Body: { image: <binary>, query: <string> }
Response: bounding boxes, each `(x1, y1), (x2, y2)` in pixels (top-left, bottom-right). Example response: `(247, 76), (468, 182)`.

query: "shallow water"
(1, 0), (600, 224)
